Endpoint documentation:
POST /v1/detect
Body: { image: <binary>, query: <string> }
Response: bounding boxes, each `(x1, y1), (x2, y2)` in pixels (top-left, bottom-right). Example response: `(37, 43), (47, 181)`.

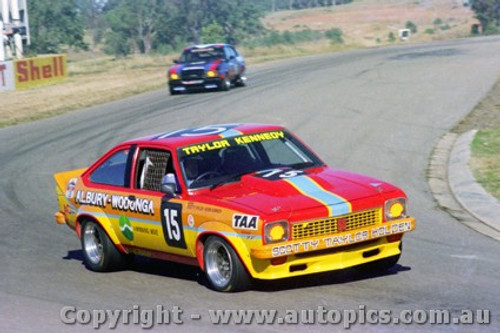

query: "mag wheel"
(203, 236), (250, 292)
(81, 220), (128, 272)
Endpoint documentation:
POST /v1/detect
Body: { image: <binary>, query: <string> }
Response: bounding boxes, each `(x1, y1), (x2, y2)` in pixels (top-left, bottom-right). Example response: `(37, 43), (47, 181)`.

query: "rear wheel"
(203, 236), (250, 292)
(81, 220), (129, 272)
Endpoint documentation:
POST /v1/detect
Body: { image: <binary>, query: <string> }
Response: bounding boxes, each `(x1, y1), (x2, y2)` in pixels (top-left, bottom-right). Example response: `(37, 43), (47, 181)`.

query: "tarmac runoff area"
(429, 130), (500, 241)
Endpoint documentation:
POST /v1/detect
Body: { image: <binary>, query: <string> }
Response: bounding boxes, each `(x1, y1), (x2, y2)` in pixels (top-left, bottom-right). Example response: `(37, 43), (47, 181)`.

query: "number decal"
(157, 124), (240, 139)
(160, 201), (187, 249)
(258, 168), (305, 180)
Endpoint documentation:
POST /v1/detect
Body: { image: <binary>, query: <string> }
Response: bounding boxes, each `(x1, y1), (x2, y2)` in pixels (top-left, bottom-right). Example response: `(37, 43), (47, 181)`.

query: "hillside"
(263, 0), (476, 46)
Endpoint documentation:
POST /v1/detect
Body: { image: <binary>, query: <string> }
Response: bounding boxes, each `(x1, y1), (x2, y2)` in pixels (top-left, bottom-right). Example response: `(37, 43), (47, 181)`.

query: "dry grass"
(264, 0), (475, 46)
(0, 0), (477, 127)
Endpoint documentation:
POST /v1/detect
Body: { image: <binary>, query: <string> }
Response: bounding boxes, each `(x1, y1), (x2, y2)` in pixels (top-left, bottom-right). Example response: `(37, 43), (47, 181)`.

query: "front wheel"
(81, 220), (129, 272)
(219, 77), (231, 91)
(203, 236), (251, 292)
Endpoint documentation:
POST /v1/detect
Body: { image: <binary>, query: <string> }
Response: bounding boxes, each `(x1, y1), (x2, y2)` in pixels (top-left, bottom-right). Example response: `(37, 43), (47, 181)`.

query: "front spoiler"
(251, 217), (415, 259)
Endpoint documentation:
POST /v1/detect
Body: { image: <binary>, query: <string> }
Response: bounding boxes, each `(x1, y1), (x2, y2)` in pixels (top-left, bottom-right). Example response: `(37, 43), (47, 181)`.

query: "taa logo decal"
(233, 214), (259, 230)
(161, 201), (187, 249)
(119, 215), (134, 241)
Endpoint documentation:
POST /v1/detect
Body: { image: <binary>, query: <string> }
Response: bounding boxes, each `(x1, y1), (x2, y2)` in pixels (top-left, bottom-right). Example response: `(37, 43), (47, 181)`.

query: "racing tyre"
(220, 77), (231, 91)
(235, 75), (246, 87)
(203, 236), (251, 292)
(80, 220), (129, 272)
(169, 87), (179, 95)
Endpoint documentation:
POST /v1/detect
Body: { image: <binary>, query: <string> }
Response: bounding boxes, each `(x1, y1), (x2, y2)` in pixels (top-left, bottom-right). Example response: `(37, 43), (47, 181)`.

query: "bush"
(388, 32), (396, 42)
(325, 28), (344, 44)
(440, 24), (451, 31)
(433, 18), (443, 25)
(405, 21), (418, 33)
(424, 28), (435, 34)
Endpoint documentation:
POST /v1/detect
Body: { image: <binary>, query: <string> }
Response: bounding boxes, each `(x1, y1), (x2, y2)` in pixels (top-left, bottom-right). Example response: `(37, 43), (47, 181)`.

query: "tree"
(201, 21), (226, 43)
(27, 0), (87, 54)
(471, 0), (500, 34)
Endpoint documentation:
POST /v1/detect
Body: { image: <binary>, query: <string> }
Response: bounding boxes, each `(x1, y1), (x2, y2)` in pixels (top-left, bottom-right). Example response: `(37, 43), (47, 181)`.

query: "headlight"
(170, 73), (179, 80)
(264, 221), (289, 244)
(384, 198), (407, 221)
(206, 70), (217, 78)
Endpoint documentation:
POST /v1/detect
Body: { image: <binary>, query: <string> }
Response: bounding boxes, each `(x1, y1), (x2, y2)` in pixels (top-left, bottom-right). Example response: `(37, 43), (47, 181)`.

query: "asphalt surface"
(1, 36), (500, 332)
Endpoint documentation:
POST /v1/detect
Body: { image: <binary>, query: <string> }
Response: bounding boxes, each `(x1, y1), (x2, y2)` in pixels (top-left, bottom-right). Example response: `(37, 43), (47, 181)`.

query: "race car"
(167, 44), (246, 95)
(54, 124), (415, 292)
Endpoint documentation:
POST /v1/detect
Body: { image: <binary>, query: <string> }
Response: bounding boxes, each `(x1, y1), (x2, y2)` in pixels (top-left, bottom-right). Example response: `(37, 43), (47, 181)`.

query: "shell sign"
(14, 54), (67, 89)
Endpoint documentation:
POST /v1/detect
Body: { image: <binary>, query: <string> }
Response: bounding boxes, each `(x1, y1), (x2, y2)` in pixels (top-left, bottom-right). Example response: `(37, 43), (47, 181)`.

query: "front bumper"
(169, 78), (222, 92)
(246, 217), (415, 280)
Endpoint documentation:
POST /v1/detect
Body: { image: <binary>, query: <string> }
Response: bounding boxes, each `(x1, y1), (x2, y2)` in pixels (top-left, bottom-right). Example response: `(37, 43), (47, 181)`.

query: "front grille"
(181, 69), (204, 80)
(291, 208), (381, 240)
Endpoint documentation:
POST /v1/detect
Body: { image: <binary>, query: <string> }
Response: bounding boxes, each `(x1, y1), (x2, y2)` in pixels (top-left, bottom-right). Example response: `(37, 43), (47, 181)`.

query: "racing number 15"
(161, 201), (187, 249)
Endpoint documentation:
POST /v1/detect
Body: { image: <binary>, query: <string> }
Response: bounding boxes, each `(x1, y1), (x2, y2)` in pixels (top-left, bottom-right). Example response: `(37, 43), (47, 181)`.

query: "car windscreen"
(177, 131), (323, 189)
(180, 47), (225, 63)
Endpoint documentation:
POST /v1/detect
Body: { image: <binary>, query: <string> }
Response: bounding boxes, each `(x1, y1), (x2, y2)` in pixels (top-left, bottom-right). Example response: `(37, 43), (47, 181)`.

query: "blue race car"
(167, 44), (246, 95)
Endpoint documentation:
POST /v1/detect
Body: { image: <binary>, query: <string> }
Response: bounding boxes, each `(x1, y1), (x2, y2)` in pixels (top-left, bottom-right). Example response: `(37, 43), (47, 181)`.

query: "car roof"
(122, 123), (286, 148)
(184, 44), (229, 50)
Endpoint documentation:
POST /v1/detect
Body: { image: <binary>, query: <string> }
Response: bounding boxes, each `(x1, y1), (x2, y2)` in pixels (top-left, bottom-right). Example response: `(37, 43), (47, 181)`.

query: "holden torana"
(54, 123), (415, 292)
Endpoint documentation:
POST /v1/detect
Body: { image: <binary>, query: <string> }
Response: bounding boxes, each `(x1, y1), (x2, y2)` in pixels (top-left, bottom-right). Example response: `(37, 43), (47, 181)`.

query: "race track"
(1, 36), (500, 332)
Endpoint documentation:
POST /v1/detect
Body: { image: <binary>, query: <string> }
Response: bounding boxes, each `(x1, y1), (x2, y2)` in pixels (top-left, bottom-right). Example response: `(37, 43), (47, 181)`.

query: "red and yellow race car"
(54, 124), (415, 292)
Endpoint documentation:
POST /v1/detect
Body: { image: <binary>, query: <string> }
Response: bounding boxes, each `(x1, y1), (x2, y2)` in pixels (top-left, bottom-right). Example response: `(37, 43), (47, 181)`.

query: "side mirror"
(161, 173), (179, 197)
(173, 59), (179, 64)
(161, 183), (177, 197)
(229, 55), (235, 60)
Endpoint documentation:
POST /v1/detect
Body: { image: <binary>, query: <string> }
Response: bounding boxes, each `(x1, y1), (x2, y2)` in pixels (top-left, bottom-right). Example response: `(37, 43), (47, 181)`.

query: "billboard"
(0, 60), (15, 91)
(14, 54), (67, 89)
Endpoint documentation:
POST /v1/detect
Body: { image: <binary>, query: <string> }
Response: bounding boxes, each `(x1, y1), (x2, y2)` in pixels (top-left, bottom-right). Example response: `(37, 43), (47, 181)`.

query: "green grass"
(471, 128), (500, 201)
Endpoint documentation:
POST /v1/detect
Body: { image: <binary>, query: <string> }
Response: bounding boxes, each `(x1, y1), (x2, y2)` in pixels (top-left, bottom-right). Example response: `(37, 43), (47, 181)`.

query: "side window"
(135, 148), (173, 191)
(89, 149), (130, 186)
(225, 46), (235, 59)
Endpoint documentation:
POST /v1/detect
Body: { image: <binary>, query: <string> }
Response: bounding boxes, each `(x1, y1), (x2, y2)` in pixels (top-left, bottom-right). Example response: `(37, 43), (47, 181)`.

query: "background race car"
(167, 44), (246, 95)
(54, 124), (415, 292)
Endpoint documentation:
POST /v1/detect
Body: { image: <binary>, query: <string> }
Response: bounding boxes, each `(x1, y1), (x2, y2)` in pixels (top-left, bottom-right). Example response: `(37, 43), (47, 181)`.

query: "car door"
(130, 145), (194, 257)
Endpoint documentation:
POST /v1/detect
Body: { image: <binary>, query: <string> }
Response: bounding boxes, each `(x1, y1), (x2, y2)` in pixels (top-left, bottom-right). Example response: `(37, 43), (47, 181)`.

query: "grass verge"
(471, 129), (500, 201)
(458, 76), (500, 201)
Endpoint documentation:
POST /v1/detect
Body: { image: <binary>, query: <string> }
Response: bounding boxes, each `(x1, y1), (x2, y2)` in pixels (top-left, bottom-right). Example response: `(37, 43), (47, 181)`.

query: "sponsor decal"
(271, 221), (412, 257)
(0, 61), (15, 92)
(75, 190), (154, 215)
(233, 131), (284, 145)
(119, 215), (134, 241)
(233, 214), (259, 230)
(65, 178), (77, 199)
(181, 139), (230, 155)
(179, 130), (286, 156)
(14, 55), (67, 89)
(188, 214), (195, 227)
